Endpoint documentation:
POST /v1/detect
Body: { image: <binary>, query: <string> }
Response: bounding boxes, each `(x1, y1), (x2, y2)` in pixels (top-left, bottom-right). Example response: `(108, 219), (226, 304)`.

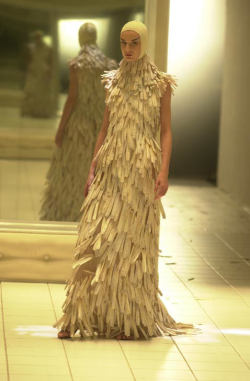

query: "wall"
(217, 0), (250, 209)
(167, 0), (226, 178)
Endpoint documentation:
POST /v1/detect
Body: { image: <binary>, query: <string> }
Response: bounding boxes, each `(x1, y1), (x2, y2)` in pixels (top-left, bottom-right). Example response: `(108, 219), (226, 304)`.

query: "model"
(21, 30), (55, 118)
(54, 21), (194, 339)
(40, 23), (117, 221)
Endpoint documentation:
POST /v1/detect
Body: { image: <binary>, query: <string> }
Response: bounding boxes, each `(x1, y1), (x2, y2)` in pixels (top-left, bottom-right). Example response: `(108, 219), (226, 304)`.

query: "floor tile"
(132, 368), (196, 381)
(193, 370), (250, 381)
(8, 364), (70, 376)
(9, 376), (71, 381)
(1, 179), (250, 380)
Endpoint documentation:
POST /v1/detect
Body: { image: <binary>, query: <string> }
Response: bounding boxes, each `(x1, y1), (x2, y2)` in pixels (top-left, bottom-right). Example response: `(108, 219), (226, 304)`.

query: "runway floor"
(1, 179), (250, 381)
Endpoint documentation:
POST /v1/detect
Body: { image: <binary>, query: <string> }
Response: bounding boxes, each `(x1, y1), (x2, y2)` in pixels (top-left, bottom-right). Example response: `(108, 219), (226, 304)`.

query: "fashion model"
(40, 23), (117, 221)
(54, 21), (194, 339)
(21, 30), (55, 118)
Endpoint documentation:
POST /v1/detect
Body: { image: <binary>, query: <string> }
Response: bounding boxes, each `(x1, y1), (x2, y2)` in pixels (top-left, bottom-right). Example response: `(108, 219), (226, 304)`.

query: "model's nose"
(125, 45), (131, 54)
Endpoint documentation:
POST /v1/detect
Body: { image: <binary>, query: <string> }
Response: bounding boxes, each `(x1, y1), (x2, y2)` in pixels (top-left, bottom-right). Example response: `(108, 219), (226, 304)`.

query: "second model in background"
(21, 30), (56, 118)
(40, 23), (117, 221)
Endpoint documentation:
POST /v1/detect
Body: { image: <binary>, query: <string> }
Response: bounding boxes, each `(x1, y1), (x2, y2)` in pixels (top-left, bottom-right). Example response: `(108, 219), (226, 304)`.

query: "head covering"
(78, 22), (97, 47)
(120, 20), (148, 59)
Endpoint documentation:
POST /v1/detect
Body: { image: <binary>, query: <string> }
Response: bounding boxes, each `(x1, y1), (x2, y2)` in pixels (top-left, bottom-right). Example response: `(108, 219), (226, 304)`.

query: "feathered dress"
(40, 44), (117, 221)
(54, 54), (194, 339)
(21, 41), (55, 118)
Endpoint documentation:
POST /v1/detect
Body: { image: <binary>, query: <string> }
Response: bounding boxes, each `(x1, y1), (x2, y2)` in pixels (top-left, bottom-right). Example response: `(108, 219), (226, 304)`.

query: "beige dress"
(40, 44), (117, 221)
(54, 55), (194, 339)
(21, 41), (54, 118)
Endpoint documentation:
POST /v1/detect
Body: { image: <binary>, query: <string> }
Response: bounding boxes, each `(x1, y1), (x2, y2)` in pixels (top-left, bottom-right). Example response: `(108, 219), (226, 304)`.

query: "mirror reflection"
(40, 22), (118, 221)
(21, 30), (56, 119)
(0, 1), (144, 222)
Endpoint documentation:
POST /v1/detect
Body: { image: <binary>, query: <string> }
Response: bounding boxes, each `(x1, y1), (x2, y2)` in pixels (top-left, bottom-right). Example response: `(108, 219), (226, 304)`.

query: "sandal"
(115, 333), (134, 340)
(57, 329), (71, 339)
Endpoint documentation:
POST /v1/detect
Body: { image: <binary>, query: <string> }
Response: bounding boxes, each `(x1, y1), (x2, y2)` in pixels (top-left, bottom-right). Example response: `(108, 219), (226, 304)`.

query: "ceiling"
(0, 0), (144, 30)
(0, 0), (144, 13)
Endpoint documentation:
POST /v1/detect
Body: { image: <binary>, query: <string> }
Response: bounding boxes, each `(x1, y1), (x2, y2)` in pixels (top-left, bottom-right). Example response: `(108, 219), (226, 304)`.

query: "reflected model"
(54, 21), (194, 339)
(40, 23), (117, 221)
(21, 30), (55, 118)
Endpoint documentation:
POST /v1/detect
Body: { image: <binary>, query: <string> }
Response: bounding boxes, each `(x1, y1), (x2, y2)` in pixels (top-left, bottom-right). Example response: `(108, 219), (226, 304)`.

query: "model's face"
(120, 30), (141, 62)
(35, 35), (42, 44)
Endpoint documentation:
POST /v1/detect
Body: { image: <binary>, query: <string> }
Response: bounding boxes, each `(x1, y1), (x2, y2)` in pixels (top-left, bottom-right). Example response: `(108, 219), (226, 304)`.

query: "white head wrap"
(78, 22), (97, 47)
(120, 20), (148, 59)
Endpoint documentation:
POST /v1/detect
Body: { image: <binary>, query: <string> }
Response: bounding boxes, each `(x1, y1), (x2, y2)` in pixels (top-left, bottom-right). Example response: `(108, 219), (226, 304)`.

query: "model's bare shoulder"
(68, 57), (79, 71)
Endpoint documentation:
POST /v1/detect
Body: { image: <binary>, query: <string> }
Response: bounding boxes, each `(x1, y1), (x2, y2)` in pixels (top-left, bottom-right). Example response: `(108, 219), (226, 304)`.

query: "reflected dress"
(54, 55), (193, 338)
(21, 41), (55, 118)
(40, 44), (117, 221)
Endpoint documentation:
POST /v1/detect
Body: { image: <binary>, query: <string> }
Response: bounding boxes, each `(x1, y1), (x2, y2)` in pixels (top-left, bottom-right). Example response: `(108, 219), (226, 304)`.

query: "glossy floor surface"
(1, 180), (250, 380)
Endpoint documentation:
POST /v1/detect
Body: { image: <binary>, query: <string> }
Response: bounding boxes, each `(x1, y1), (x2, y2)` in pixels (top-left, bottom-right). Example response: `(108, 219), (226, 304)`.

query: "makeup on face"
(120, 31), (141, 61)
(120, 21), (148, 59)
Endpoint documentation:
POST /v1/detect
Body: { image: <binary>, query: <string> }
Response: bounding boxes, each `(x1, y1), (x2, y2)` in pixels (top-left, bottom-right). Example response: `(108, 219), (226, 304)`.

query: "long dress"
(40, 44), (117, 221)
(54, 54), (194, 339)
(21, 41), (55, 118)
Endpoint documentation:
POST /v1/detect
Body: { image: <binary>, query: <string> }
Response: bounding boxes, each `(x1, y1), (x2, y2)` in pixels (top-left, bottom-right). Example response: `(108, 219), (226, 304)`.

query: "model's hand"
(55, 129), (64, 148)
(154, 172), (169, 200)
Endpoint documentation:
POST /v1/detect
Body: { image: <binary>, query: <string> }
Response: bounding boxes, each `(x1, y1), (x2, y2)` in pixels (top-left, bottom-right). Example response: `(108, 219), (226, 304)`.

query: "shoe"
(115, 333), (134, 340)
(57, 330), (71, 339)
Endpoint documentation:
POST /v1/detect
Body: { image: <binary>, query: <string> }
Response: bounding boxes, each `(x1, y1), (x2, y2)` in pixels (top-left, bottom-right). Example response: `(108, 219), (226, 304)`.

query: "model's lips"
(125, 54), (133, 57)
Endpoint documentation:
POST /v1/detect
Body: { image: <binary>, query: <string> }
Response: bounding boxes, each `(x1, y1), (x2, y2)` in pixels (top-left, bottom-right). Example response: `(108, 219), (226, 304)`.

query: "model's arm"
(84, 104), (110, 197)
(55, 66), (78, 147)
(154, 83), (172, 200)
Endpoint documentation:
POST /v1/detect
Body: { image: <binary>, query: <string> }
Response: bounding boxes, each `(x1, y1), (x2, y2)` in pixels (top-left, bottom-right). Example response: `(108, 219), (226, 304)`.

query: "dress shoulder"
(106, 58), (118, 71)
(68, 57), (79, 71)
(101, 69), (118, 91)
(157, 71), (178, 97)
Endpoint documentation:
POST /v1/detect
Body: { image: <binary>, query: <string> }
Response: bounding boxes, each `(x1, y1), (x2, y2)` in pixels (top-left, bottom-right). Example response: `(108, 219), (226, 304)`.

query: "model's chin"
(124, 56), (138, 62)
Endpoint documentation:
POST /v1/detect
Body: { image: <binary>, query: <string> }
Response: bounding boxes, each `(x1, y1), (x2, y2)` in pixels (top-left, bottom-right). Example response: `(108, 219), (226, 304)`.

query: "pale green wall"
(218, 0), (250, 209)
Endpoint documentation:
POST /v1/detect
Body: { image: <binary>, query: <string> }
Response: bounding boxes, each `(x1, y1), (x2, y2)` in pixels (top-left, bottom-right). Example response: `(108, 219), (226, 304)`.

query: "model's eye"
(132, 41), (138, 45)
(120, 41), (126, 45)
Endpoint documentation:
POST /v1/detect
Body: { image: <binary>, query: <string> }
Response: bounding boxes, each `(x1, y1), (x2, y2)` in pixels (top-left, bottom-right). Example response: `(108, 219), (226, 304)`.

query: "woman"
(21, 30), (55, 118)
(54, 21), (194, 340)
(40, 23), (117, 221)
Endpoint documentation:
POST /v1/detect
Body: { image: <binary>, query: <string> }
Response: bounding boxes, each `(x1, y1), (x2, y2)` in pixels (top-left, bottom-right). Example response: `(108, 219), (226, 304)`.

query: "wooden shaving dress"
(21, 41), (55, 118)
(40, 44), (117, 221)
(54, 54), (194, 338)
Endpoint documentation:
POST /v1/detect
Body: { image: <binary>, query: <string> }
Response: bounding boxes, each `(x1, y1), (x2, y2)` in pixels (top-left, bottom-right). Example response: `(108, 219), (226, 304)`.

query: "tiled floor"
(1, 177), (250, 380)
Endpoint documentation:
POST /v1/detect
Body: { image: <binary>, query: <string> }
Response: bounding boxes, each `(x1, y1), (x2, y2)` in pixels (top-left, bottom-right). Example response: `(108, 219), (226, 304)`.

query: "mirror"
(0, 0), (145, 222)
